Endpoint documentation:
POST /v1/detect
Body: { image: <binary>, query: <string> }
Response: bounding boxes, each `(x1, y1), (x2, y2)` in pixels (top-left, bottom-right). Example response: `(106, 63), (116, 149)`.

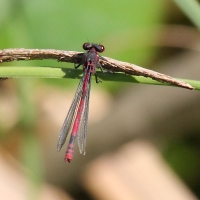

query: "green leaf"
(0, 66), (199, 90)
(173, 0), (200, 29)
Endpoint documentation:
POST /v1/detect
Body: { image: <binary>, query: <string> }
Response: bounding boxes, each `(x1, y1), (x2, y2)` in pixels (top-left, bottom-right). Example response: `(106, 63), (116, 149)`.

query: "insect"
(57, 43), (105, 162)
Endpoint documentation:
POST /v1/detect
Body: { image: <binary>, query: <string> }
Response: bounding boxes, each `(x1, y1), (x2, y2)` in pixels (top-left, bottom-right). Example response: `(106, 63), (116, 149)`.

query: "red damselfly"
(57, 43), (105, 162)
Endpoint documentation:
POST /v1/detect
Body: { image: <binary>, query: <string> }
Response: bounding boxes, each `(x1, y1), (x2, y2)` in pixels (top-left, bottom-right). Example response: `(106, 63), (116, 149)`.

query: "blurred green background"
(0, 0), (200, 200)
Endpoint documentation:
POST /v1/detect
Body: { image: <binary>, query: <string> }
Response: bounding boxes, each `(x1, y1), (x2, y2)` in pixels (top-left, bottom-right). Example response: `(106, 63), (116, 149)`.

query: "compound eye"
(83, 42), (91, 50)
(99, 45), (105, 52)
(96, 45), (105, 52)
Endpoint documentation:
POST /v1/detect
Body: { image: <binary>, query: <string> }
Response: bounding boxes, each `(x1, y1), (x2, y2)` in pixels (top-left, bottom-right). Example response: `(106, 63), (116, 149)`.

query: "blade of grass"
(173, 0), (200, 29)
(0, 66), (199, 90)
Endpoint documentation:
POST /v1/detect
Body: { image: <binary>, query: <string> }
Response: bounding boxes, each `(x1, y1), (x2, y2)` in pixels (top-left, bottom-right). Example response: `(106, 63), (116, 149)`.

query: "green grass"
(0, 66), (199, 90)
(173, 0), (200, 29)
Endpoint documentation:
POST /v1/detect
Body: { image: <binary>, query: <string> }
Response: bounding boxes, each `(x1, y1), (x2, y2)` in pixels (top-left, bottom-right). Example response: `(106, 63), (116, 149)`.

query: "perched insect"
(57, 43), (105, 162)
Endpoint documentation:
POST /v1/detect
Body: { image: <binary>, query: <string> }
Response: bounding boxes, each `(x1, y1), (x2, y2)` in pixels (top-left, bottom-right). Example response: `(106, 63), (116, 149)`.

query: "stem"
(0, 66), (199, 90)
(173, 0), (200, 29)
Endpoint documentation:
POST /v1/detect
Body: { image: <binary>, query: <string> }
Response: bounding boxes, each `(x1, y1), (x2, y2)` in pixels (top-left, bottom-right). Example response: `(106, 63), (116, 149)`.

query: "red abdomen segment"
(65, 72), (90, 162)
(65, 135), (76, 162)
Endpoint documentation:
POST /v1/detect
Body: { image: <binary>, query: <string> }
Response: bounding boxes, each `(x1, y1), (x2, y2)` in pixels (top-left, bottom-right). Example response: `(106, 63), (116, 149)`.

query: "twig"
(0, 48), (194, 90)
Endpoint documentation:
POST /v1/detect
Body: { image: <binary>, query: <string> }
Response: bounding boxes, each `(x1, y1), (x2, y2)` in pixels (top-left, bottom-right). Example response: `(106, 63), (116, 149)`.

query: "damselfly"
(57, 43), (105, 162)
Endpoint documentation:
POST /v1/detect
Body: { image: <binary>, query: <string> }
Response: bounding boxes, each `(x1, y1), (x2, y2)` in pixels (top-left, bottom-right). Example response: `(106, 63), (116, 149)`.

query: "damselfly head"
(83, 42), (105, 53)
